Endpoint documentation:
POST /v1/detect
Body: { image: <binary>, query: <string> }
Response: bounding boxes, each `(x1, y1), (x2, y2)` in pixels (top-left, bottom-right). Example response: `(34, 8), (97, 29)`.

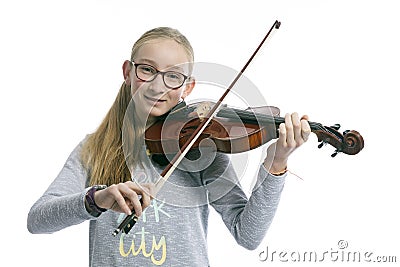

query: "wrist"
(269, 166), (287, 176)
(267, 160), (288, 176)
(85, 185), (107, 217)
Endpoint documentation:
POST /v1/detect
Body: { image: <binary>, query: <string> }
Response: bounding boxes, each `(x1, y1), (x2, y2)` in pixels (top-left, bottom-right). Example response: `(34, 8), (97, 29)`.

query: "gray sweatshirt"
(27, 139), (286, 266)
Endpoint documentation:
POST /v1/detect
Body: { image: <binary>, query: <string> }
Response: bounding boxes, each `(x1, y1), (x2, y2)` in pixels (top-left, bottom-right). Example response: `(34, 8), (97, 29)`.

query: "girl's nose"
(148, 73), (168, 93)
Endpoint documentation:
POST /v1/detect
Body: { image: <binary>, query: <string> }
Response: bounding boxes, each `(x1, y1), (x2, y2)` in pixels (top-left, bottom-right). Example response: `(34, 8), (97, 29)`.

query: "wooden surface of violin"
(145, 101), (364, 157)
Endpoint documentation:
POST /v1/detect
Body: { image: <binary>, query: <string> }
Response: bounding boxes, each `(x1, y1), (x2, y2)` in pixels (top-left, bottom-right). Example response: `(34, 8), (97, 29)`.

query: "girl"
(27, 27), (310, 266)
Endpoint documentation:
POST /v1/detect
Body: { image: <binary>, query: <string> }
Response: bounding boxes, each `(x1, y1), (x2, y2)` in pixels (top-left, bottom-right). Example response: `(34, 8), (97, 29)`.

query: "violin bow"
(113, 20), (281, 236)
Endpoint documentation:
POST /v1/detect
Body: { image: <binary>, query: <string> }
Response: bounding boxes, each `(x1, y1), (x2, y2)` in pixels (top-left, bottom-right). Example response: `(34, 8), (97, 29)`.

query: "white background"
(1, 0), (399, 266)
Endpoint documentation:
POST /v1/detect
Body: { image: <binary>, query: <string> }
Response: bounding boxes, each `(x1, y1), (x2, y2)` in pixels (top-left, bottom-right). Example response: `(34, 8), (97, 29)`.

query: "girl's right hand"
(93, 181), (154, 216)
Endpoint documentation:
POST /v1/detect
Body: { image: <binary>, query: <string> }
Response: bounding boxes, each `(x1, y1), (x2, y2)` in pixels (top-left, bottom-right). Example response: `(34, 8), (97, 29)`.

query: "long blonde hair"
(81, 27), (194, 186)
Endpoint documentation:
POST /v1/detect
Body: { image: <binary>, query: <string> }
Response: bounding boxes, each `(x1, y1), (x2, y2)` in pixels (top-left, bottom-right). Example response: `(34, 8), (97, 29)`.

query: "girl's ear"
(181, 77), (196, 99)
(122, 60), (132, 85)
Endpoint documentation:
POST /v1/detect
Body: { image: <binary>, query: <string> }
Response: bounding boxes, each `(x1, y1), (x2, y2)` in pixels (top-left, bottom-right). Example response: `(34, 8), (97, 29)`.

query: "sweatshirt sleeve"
(27, 141), (94, 234)
(204, 153), (286, 250)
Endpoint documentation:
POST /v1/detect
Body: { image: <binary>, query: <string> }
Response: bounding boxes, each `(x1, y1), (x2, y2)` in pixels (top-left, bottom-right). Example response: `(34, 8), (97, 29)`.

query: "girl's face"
(123, 39), (195, 121)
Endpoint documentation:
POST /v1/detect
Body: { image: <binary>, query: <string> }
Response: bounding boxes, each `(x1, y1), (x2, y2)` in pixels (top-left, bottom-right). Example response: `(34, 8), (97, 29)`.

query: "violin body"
(146, 103), (278, 154)
(145, 101), (364, 157)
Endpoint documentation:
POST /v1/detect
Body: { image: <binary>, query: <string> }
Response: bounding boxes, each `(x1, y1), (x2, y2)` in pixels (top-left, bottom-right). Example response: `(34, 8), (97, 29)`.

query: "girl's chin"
(149, 107), (168, 118)
(136, 100), (176, 119)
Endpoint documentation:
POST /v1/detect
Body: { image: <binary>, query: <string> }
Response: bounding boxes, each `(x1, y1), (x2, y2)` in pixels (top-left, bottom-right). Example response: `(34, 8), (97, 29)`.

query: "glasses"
(132, 61), (189, 89)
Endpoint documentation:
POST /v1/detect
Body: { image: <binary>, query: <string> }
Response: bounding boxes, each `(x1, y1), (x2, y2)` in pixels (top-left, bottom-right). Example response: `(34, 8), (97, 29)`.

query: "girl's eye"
(166, 73), (180, 80)
(140, 66), (156, 74)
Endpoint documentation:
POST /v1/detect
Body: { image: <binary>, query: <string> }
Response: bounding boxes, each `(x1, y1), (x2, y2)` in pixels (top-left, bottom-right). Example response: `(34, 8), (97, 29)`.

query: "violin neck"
(216, 106), (364, 156)
(217, 107), (323, 132)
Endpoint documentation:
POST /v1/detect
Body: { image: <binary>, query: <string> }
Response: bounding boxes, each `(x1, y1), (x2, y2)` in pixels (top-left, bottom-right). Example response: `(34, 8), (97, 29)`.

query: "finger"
(291, 112), (303, 145)
(130, 194), (143, 217)
(284, 113), (295, 148)
(301, 118), (311, 141)
(121, 182), (143, 216)
(138, 184), (152, 209)
(142, 183), (156, 205)
(109, 184), (133, 215)
(277, 122), (286, 147)
(301, 114), (309, 121)
(125, 181), (154, 215)
(126, 181), (151, 198)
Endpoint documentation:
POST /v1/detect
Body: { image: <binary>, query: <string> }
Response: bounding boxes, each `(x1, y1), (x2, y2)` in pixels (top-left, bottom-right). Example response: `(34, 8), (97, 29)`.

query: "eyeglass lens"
(135, 64), (186, 89)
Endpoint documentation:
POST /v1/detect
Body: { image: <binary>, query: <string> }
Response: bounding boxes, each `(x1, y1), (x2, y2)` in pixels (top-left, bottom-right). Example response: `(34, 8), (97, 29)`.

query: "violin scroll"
(314, 124), (364, 157)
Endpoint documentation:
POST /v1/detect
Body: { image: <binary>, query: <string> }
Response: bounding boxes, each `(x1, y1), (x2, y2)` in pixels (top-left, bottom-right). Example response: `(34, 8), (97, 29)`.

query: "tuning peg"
(318, 141), (325, 149)
(330, 124), (341, 130)
(343, 130), (349, 135)
(331, 150), (339, 157)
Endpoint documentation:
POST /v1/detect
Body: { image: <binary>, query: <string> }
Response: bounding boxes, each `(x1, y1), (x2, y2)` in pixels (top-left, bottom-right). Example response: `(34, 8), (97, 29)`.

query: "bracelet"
(85, 185), (107, 217)
(270, 167), (287, 176)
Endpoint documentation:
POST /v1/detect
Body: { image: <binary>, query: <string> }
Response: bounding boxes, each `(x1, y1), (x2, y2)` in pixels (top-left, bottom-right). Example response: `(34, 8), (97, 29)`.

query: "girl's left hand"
(264, 112), (311, 174)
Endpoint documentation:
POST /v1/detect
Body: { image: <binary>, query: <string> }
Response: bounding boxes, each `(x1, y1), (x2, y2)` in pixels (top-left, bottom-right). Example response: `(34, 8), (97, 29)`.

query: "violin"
(145, 101), (364, 158)
(113, 20), (364, 237)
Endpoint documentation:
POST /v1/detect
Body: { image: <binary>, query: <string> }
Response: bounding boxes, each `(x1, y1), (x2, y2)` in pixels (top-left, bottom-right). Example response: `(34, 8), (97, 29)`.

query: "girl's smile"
(124, 39), (195, 120)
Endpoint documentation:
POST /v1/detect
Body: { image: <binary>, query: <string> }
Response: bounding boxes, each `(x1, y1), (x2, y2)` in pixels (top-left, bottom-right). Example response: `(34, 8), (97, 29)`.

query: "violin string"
(218, 107), (326, 132)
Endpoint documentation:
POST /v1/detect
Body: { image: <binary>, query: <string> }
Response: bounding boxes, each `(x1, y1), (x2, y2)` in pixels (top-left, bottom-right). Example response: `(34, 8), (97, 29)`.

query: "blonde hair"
(81, 27), (194, 186)
(131, 26), (194, 65)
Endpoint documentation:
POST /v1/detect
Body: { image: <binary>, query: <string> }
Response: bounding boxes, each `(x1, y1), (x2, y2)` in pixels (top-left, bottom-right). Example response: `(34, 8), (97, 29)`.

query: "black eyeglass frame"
(131, 61), (189, 89)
